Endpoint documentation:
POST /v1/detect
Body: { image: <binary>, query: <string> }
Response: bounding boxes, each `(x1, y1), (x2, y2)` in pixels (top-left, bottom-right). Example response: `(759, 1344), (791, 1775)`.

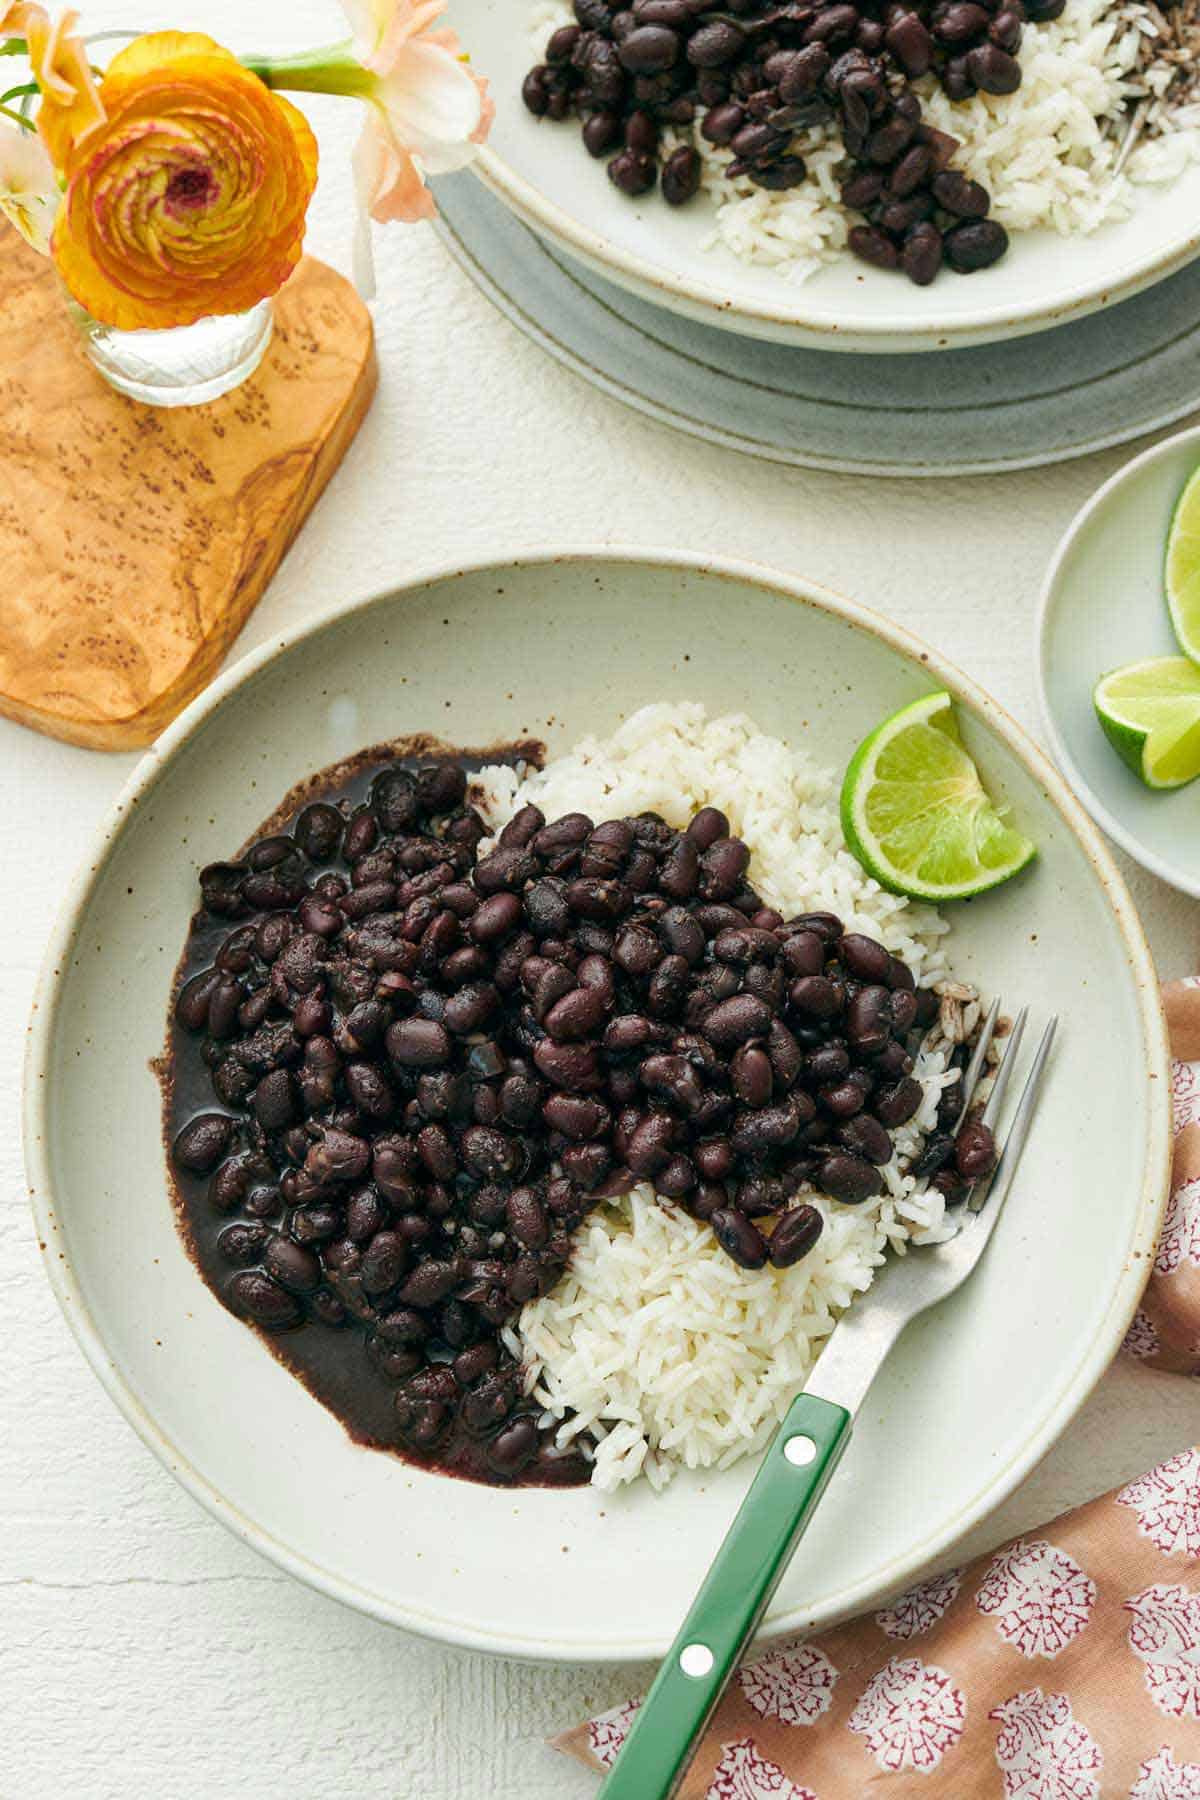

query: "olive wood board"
(0, 225), (377, 751)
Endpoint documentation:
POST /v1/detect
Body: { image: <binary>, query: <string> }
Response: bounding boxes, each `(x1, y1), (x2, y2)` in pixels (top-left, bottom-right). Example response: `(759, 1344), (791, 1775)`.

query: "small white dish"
(26, 550), (1168, 1660)
(453, 0), (1200, 352)
(1038, 424), (1200, 898)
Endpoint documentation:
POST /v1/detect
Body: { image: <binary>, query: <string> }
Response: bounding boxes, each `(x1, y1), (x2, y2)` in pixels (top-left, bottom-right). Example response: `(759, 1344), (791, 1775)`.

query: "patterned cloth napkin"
(554, 979), (1200, 1798)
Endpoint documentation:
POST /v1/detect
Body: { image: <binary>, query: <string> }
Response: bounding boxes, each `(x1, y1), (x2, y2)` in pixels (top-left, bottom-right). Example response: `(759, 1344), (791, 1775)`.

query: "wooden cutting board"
(0, 225), (377, 751)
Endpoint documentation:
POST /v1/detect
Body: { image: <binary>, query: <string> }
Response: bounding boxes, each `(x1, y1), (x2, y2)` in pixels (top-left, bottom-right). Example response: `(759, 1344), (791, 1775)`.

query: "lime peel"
(1094, 655), (1200, 791)
(841, 691), (1036, 902)
(1166, 464), (1200, 663)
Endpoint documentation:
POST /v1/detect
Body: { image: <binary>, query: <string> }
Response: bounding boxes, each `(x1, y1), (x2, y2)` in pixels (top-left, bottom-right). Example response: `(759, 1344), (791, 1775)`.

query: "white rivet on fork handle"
(679, 1644), (714, 1678)
(784, 1435), (818, 1466)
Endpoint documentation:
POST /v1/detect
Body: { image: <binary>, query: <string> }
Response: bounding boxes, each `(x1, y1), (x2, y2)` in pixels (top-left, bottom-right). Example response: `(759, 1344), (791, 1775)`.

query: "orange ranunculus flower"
(52, 32), (318, 330)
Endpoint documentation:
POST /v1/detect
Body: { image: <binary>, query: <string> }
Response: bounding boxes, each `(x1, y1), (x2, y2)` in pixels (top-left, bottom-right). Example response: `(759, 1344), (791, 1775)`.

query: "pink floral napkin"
(554, 979), (1200, 1798)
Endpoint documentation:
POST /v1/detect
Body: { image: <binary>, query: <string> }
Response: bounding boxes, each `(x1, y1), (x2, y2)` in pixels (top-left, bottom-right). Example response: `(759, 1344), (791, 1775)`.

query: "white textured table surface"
(4, 5), (1200, 1793)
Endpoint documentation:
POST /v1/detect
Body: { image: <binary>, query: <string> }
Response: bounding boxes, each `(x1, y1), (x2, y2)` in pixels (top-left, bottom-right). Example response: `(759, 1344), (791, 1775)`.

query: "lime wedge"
(841, 691), (1036, 902)
(1166, 465), (1200, 661)
(1094, 656), (1200, 789)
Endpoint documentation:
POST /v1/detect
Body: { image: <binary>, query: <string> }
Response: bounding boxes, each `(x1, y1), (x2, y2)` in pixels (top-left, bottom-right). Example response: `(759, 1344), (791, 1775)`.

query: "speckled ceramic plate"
(434, 172), (1200, 477)
(26, 551), (1169, 1661)
(1038, 424), (1200, 896)
(449, 0), (1200, 351)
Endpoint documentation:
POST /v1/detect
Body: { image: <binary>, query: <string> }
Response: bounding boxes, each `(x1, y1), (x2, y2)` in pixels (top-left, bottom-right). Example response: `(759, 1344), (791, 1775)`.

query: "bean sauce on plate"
(164, 741), (988, 1488)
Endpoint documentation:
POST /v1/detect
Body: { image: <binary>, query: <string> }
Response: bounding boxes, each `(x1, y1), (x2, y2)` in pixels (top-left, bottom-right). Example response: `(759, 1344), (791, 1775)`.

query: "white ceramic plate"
(26, 551), (1169, 1661)
(453, 0), (1200, 352)
(1038, 424), (1200, 897)
(435, 170), (1200, 475)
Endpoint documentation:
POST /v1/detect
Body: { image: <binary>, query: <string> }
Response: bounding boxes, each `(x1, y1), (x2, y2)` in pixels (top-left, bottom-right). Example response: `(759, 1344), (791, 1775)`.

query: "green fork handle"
(598, 1392), (852, 1800)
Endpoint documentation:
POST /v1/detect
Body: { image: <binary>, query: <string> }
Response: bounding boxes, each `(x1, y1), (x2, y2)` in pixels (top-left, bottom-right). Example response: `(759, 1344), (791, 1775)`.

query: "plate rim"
(1036, 421), (1200, 897)
(24, 545), (1172, 1661)
(471, 147), (1200, 353)
(434, 189), (1200, 478)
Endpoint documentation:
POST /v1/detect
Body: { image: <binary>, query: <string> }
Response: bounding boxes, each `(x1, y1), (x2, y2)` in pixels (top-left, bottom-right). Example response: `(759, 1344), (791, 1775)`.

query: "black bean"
(533, 1038), (601, 1090)
(218, 1222), (271, 1265)
(533, 812), (593, 856)
(846, 985), (893, 1055)
(228, 1270), (302, 1329)
(933, 0), (990, 38)
(955, 1118), (997, 1180)
(752, 157), (809, 190)
(397, 1259), (462, 1308)
(639, 1053), (705, 1113)
(806, 2), (860, 41)
(617, 23), (679, 69)
(701, 100), (745, 143)
(789, 975), (843, 1021)
(294, 803), (343, 862)
(902, 221), (943, 287)
(174, 1113), (235, 1173)
(544, 1092), (610, 1139)
(386, 1017), (451, 1067)
(781, 932), (824, 978)
(931, 169), (990, 218)
(176, 969), (220, 1032)
(507, 1186), (551, 1248)
(819, 1079), (866, 1120)
(912, 1132), (956, 1178)
(542, 983), (608, 1042)
(990, 6), (1022, 47)
(626, 1110), (676, 1175)
(885, 10), (933, 72)
(731, 1101), (801, 1153)
(838, 933), (893, 984)
(460, 1125), (518, 1179)
(488, 1417), (540, 1475)
(818, 1152), (882, 1203)
(702, 994), (774, 1047)
(873, 1076), (924, 1126)
(687, 18), (746, 64)
(731, 1043), (773, 1107)
(849, 224), (901, 269)
(966, 42), (1021, 91)
(769, 1204), (824, 1267)
(254, 1069), (297, 1132)
(583, 109), (623, 155)
(699, 838), (751, 900)
(944, 217), (1009, 271)
(264, 1236), (323, 1294)
(837, 1112), (893, 1165)
(710, 1208), (768, 1269)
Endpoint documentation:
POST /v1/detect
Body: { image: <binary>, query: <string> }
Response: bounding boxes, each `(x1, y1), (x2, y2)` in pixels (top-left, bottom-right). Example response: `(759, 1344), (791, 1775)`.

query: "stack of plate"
(433, 9), (1200, 476)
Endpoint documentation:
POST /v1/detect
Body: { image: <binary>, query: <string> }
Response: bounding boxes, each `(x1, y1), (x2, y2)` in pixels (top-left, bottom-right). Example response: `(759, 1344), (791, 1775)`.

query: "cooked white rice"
(530, 0), (1200, 280)
(475, 704), (965, 1491)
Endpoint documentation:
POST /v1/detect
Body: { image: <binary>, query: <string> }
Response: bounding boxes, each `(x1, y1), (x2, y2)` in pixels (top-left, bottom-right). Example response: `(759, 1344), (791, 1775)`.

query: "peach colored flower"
(0, 117), (58, 252)
(6, 5), (107, 171)
(342, 0), (492, 223)
(52, 32), (317, 329)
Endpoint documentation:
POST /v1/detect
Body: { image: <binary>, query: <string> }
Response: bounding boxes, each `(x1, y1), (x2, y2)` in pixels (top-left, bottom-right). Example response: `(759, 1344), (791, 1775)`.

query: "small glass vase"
(67, 299), (275, 407)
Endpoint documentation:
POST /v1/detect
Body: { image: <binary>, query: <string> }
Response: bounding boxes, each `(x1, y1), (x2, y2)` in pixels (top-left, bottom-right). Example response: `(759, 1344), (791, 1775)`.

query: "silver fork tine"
(951, 995), (1001, 1132)
(968, 1016), (1057, 1215)
(979, 1005), (1028, 1131)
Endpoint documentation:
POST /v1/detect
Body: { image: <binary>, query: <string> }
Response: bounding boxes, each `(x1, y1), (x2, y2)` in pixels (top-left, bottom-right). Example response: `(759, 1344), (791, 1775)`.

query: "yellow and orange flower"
(52, 32), (318, 329)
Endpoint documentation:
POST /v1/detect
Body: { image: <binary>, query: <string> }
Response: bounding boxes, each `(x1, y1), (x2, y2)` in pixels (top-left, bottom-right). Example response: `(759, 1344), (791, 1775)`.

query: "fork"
(598, 1004), (1058, 1800)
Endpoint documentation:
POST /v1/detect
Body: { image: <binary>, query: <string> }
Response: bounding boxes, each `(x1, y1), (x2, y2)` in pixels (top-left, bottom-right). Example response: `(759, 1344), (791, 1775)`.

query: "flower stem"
(240, 40), (373, 99)
(0, 98), (34, 127)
